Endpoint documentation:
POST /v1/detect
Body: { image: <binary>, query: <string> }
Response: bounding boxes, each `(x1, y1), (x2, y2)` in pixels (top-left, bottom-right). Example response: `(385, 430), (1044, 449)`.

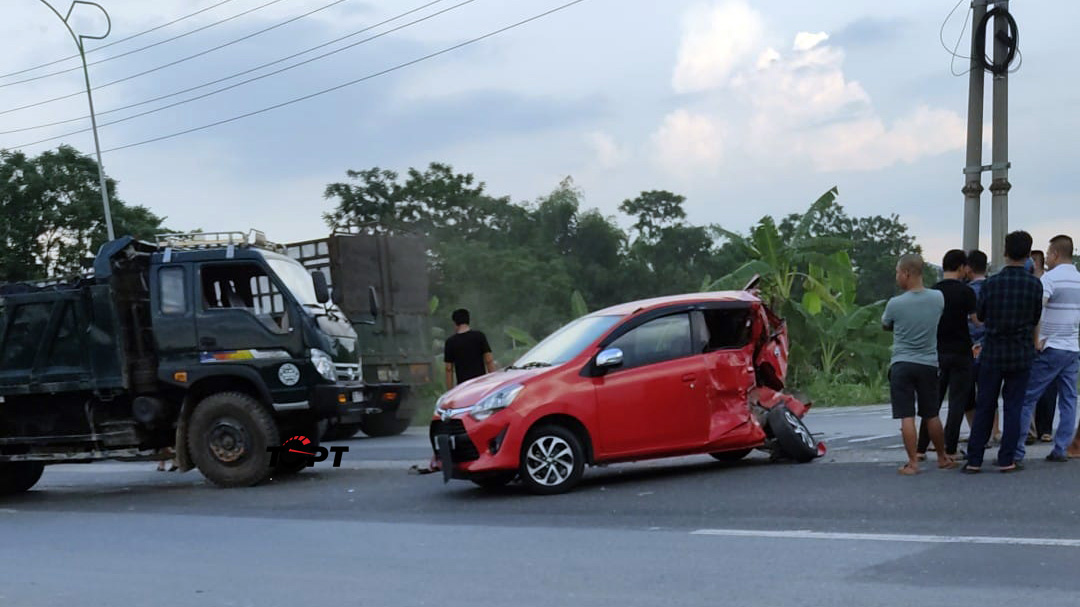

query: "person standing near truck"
(444, 308), (496, 388)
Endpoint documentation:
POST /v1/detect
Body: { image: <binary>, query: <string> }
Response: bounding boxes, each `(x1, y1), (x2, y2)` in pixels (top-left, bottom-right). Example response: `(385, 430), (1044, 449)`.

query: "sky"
(1, 0), (1077, 269)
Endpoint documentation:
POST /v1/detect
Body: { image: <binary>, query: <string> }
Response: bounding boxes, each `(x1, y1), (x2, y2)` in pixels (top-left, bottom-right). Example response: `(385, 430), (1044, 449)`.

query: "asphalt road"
(2, 404), (1079, 607)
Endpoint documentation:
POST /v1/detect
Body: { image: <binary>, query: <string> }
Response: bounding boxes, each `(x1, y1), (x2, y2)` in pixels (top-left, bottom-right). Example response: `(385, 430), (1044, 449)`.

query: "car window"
(701, 308), (752, 351)
(608, 313), (692, 370)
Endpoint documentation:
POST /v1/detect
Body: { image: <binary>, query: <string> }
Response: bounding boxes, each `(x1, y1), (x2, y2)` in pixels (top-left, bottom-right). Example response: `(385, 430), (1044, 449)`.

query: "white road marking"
(847, 434), (894, 443)
(691, 528), (1080, 548)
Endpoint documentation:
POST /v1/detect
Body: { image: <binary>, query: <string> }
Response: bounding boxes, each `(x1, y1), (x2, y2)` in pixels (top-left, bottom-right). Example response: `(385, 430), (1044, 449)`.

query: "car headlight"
(310, 349), (336, 382)
(470, 384), (524, 421)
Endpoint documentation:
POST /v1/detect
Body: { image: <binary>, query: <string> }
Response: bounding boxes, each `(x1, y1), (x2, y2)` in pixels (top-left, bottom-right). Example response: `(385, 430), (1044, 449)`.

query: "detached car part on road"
(0, 231), (404, 494)
(430, 285), (824, 494)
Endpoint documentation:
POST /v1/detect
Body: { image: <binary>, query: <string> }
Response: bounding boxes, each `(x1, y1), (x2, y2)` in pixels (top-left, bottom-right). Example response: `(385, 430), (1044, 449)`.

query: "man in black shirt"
(918, 250), (977, 460)
(444, 308), (496, 388)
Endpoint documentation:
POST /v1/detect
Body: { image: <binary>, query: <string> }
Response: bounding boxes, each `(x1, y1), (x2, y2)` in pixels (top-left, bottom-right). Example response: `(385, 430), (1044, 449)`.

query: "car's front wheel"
(768, 405), (818, 463)
(519, 425), (585, 495)
(709, 448), (752, 462)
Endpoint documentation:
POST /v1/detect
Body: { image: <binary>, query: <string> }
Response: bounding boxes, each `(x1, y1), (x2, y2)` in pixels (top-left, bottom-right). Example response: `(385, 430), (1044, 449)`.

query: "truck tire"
(188, 392), (279, 488)
(0, 462), (45, 496)
(768, 405), (818, 463)
(359, 412), (411, 437)
(322, 422), (363, 441)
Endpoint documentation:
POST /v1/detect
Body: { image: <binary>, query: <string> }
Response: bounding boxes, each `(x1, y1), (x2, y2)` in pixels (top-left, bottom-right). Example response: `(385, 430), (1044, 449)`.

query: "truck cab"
(0, 231), (404, 492)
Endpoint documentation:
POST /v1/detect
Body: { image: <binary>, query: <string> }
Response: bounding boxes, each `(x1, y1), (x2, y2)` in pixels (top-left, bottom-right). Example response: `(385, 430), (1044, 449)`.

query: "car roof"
(590, 291), (759, 317)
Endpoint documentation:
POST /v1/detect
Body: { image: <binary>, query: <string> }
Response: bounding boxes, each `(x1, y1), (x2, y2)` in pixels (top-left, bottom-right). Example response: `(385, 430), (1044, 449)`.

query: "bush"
(798, 370), (888, 407)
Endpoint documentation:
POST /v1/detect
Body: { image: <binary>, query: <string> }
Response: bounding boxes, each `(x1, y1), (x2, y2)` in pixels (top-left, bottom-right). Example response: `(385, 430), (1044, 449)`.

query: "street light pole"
(38, 0), (115, 241)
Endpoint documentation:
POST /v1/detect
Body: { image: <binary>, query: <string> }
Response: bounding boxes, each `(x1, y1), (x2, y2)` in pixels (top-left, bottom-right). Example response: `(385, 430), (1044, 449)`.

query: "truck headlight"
(310, 349), (336, 382)
(470, 384), (524, 421)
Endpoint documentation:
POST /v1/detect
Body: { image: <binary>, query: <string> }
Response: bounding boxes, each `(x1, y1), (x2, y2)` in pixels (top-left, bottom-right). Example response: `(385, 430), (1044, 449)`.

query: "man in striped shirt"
(1015, 235), (1080, 463)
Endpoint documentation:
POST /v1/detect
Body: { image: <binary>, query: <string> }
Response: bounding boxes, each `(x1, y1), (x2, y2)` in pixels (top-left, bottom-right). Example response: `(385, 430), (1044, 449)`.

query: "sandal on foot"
(999, 463), (1020, 473)
(961, 465), (981, 474)
(898, 464), (919, 476)
(938, 459), (958, 470)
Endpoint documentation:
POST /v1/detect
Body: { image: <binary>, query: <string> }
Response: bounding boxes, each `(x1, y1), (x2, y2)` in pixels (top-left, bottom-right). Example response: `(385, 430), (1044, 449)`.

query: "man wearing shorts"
(883, 254), (949, 475)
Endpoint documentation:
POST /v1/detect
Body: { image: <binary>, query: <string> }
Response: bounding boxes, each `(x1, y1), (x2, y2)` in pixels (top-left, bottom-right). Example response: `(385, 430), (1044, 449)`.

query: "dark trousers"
(967, 365), (1031, 467)
(1035, 383), (1058, 437)
(918, 351), (973, 455)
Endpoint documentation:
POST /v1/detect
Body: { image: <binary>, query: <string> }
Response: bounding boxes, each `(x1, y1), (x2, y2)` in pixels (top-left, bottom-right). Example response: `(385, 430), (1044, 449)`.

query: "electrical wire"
(0, 0), (324, 90)
(0, 0), (239, 80)
(5, 0), (469, 144)
(99, 0), (591, 154)
(939, 0), (969, 60)
(948, 1), (974, 77)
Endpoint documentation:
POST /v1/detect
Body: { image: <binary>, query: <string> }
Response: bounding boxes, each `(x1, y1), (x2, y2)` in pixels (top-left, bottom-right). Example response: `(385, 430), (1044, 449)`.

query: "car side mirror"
(596, 348), (623, 368)
(312, 271), (330, 304)
(368, 285), (380, 318)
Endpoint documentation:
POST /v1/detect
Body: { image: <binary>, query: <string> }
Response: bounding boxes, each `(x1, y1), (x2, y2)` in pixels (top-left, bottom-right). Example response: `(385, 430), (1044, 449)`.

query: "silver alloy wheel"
(784, 410), (815, 450)
(525, 435), (574, 486)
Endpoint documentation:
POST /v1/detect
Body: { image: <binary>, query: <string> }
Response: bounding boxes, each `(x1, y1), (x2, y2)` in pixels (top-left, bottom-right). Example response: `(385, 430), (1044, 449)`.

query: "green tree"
(0, 146), (167, 281)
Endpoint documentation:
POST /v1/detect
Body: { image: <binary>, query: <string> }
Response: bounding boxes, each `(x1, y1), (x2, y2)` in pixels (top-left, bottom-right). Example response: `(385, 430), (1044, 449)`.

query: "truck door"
(151, 264), (197, 364)
(195, 262), (302, 355)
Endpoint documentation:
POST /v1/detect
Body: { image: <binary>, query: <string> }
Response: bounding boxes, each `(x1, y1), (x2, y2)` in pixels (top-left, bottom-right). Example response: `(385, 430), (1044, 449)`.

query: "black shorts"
(889, 362), (941, 419)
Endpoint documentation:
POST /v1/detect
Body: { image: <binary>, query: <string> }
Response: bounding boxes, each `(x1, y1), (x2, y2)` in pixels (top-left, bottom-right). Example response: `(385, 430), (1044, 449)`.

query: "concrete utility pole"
(38, 0), (115, 241)
(989, 1), (1011, 272)
(961, 0), (1017, 272)
(961, 1), (988, 256)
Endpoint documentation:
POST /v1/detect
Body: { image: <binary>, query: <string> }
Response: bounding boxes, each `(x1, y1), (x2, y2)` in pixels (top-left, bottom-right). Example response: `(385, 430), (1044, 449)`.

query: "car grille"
(429, 419), (480, 462)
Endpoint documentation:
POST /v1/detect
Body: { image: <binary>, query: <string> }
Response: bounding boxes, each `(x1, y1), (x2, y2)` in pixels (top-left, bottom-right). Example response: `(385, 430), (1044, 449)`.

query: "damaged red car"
(430, 286), (824, 494)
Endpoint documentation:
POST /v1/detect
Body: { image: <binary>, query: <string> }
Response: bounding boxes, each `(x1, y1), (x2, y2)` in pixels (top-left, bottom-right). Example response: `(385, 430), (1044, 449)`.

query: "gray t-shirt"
(882, 288), (945, 367)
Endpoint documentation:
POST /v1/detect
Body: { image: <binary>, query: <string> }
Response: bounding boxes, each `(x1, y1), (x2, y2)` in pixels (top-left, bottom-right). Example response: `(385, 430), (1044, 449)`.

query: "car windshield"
(511, 315), (622, 368)
(265, 257), (321, 310)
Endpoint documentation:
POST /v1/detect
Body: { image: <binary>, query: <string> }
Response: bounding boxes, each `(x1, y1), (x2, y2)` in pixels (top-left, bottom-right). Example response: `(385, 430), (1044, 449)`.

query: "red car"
(430, 287), (824, 494)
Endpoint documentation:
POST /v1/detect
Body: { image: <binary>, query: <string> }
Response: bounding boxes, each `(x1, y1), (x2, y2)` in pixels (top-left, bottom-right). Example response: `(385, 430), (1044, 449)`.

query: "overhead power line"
(2, 0), (461, 140)
(0, 0), (331, 90)
(0, 0), (239, 80)
(100, 0), (591, 154)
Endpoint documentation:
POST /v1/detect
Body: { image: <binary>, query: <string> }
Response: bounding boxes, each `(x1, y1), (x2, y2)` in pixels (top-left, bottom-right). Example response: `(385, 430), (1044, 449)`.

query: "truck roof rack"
(155, 230), (286, 253)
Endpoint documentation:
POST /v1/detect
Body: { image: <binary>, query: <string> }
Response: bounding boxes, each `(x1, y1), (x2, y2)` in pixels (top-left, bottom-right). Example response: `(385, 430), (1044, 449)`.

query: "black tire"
(470, 471), (517, 489)
(359, 412), (411, 437)
(274, 423), (320, 476)
(0, 462), (45, 496)
(518, 425), (586, 495)
(188, 392), (279, 488)
(709, 448), (752, 462)
(322, 422), (363, 442)
(768, 405), (818, 463)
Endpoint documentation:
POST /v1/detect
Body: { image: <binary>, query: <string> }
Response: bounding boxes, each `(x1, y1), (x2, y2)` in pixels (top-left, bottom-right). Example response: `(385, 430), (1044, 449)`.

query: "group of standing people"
(884, 231), (1080, 474)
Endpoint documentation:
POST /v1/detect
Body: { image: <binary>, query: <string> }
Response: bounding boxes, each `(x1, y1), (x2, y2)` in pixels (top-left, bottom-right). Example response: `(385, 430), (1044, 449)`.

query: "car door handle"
(681, 374), (697, 382)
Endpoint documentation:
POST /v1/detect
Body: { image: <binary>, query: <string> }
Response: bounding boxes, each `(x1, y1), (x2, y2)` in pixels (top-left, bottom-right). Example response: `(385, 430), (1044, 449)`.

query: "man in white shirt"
(1015, 235), (1080, 463)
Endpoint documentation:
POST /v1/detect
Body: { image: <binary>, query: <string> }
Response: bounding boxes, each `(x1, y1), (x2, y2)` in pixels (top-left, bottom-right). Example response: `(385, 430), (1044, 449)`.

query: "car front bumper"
(428, 413), (518, 482)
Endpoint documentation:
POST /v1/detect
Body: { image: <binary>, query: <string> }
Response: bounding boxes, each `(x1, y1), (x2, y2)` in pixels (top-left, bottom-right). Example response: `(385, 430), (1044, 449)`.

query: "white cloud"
(671, 0), (764, 93)
(652, 109), (723, 176)
(658, 2), (964, 176)
(585, 131), (627, 169)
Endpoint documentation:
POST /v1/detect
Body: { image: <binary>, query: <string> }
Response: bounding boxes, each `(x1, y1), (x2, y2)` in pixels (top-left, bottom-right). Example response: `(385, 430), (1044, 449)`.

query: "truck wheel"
(359, 412), (411, 437)
(709, 448), (752, 462)
(322, 422), (363, 441)
(768, 405), (818, 463)
(188, 392), (279, 488)
(0, 462), (45, 496)
(519, 425), (585, 495)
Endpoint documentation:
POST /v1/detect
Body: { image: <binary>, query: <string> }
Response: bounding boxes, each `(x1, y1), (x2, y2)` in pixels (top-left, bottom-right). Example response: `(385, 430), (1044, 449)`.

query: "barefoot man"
(883, 254), (950, 474)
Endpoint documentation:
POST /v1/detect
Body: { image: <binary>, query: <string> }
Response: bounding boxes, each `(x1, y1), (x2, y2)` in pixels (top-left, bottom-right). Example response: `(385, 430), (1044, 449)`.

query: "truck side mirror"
(368, 285), (380, 318)
(312, 271), (330, 304)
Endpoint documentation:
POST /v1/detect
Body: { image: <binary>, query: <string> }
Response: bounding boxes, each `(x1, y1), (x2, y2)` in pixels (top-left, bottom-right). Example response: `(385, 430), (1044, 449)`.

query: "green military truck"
(0, 231), (404, 494)
(286, 233), (429, 440)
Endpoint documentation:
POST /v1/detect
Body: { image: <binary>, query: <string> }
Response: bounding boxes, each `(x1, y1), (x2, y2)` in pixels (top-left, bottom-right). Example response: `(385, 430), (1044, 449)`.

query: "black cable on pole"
(0, 0), (313, 88)
(0, 0), (450, 136)
(974, 7), (1019, 76)
(9, 0), (475, 148)
(99, 0), (591, 154)
(0, 0), (239, 80)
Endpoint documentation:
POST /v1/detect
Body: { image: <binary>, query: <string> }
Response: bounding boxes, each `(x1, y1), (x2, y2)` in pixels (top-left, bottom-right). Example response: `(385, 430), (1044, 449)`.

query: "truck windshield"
(266, 258), (321, 310)
(511, 315), (622, 368)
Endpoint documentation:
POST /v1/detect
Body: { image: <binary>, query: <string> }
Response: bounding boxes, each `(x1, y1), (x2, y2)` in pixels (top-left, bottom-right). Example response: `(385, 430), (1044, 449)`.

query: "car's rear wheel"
(519, 425), (585, 495)
(768, 405), (818, 463)
(709, 448), (752, 462)
(0, 462), (45, 496)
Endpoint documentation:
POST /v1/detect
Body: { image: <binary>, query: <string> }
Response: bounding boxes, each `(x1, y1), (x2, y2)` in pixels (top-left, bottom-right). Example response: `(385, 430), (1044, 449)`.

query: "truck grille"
(429, 419), (480, 462)
(334, 363), (360, 381)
